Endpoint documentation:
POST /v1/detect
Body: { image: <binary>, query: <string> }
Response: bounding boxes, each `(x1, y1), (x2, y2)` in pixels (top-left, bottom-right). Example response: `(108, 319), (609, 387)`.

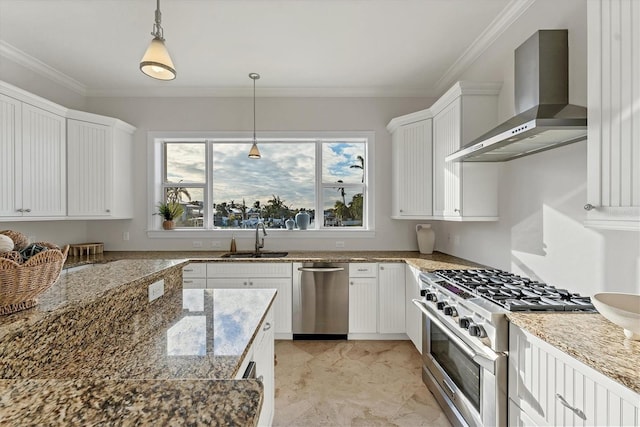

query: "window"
(150, 132), (373, 235)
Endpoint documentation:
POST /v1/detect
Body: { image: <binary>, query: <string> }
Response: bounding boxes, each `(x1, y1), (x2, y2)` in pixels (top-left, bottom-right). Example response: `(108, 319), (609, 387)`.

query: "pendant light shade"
(248, 73), (261, 159)
(140, 0), (176, 80)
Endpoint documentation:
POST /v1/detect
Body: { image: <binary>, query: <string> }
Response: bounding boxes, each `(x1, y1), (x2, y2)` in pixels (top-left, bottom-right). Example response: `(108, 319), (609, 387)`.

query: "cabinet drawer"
(182, 278), (206, 289)
(349, 263), (378, 278)
(182, 263), (206, 278)
(207, 262), (292, 278)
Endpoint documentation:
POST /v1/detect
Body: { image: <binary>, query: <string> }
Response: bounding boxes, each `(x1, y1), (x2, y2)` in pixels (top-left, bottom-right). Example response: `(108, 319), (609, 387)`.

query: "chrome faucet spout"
(255, 222), (267, 253)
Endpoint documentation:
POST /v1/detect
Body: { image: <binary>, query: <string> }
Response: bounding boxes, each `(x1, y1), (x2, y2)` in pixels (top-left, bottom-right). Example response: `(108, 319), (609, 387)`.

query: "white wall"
(431, 0), (640, 295)
(82, 96), (434, 252)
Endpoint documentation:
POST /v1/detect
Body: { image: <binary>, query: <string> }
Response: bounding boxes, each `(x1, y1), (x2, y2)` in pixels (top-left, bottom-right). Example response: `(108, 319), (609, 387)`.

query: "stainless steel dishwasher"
(293, 262), (349, 339)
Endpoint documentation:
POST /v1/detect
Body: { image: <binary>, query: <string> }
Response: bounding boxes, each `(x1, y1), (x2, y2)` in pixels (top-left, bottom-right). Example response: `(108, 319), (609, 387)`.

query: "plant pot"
(162, 220), (175, 230)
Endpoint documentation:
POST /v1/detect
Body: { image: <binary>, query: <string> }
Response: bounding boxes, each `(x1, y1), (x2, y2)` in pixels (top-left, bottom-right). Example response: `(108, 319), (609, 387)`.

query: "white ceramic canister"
(416, 224), (435, 254)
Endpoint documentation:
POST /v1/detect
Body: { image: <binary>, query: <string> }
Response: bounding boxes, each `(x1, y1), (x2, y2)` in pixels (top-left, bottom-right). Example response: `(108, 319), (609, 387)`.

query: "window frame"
(147, 131), (375, 239)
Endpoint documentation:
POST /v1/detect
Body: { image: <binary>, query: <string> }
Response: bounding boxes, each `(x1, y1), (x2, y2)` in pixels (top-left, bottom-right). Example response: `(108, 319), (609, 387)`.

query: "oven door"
(414, 300), (507, 427)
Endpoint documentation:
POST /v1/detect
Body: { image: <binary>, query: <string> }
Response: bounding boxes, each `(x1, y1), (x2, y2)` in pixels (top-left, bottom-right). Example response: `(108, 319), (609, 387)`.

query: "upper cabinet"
(0, 88), (67, 219)
(586, 0), (640, 231)
(431, 82), (501, 220)
(0, 80), (136, 221)
(67, 111), (135, 219)
(388, 110), (433, 219)
(388, 82), (501, 221)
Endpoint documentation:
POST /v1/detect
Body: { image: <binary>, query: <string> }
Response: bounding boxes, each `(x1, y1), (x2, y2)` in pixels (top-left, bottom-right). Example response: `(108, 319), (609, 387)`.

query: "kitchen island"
(0, 259), (276, 426)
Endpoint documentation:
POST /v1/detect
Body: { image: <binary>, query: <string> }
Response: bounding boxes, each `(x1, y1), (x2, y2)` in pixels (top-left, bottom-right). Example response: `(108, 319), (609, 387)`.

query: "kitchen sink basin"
(220, 251), (289, 258)
(592, 292), (640, 340)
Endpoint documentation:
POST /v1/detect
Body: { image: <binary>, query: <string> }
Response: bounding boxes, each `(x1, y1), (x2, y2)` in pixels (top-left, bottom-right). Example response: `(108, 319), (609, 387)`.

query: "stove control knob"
(436, 301), (446, 310)
(458, 317), (471, 329)
(425, 292), (437, 302)
(443, 306), (458, 317)
(468, 323), (487, 338)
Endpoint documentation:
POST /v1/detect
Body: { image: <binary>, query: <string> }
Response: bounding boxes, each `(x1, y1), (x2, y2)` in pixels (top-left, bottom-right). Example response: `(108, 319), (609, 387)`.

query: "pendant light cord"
(253, 76), (256, 142)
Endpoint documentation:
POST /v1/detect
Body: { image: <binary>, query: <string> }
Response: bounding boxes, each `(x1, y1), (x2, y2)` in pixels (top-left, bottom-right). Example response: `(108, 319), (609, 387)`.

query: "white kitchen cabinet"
(378, 263), (405, 333)
(0, 85), (66, 219)
(67, 110), (136, 219)
(509, 323), (640, 427)
(585, 0), (640, 231)
(387, 112), (434, 219)
(206, 262), (292, 338)
(405, 264), (422, 354)
(348, 277), (378, 334)
(234, 307), (275, 427)
(182, 263), (207, 289)
(431, 82), (501, 221)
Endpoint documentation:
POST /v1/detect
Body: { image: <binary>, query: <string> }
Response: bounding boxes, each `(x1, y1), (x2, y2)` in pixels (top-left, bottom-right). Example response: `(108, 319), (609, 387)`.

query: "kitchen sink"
(220, 251), (289, 258)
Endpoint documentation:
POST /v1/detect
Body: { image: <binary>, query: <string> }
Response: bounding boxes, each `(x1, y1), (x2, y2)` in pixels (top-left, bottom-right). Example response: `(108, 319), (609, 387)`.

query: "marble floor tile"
(274, 340), (451, 427)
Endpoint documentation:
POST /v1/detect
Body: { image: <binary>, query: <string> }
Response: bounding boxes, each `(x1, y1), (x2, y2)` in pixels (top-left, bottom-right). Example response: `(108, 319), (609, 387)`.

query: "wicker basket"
(0, 245), (69, 315)
(0, 230), (29, 251)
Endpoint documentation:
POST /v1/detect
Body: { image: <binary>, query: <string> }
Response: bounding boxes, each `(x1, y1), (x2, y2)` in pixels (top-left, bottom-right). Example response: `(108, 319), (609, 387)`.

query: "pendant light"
(140, 0), (176, 80)
(248, 73), (262, 159)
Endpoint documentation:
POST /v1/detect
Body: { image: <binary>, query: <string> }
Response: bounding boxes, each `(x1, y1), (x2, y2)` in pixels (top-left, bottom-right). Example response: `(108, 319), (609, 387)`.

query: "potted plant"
(156, 202), (184, 230)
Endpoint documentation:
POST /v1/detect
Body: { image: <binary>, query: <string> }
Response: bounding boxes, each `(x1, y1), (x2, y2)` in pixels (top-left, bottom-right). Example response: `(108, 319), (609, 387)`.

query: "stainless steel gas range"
(414, 269), (595, 427)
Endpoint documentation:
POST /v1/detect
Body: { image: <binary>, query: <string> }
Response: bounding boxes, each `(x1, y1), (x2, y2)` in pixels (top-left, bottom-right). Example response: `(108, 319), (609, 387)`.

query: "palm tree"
(350, 155), (365, 183)
(166, 180), (191, 204)
(337, 180), (346, 206)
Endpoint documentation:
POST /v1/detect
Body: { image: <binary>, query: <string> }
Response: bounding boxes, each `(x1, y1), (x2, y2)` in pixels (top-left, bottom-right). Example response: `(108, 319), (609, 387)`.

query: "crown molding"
(0, 40), (87, 96)
(432, 0), (536, 96)
(85, 86), (433, 98)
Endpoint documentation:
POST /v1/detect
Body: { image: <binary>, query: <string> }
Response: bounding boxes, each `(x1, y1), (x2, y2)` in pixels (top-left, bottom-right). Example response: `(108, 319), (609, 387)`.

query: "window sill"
(147, 229), (375, 239)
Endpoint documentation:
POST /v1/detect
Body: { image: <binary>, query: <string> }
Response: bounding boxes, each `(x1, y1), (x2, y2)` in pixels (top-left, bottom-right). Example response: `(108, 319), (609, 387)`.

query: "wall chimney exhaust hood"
(446, 30), (587, 163)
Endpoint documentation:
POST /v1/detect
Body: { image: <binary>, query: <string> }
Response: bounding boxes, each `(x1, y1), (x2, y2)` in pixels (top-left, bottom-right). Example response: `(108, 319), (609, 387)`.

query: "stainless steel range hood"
(446, 30), (587, 162)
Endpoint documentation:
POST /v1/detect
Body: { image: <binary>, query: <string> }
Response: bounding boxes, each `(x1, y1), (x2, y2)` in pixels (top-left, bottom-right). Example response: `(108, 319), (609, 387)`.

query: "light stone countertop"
(508, 312), (640, 394)
(0, 258), (276, 426)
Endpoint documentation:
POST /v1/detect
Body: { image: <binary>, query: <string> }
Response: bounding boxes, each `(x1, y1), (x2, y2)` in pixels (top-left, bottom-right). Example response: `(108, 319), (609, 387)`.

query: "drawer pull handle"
(584, 203), (596, 211)
(263, 322), (272, 331)
(183, 280), (193, 284)
(184, 269), (193, 272)
(257, 375), (264, 383)
(555, 394), (587, 420)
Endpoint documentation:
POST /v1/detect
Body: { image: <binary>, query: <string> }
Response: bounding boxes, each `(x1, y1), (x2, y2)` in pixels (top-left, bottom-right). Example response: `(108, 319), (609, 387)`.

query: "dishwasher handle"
(298, 267), (345, 273)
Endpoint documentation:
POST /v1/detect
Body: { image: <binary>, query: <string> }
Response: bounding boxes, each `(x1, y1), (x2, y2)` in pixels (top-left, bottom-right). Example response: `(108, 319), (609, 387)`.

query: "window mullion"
(315, 140), (323, 230)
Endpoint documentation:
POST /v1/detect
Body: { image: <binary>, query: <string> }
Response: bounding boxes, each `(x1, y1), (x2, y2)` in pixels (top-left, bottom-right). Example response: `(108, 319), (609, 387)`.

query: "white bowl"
(592, 293), (640, 340)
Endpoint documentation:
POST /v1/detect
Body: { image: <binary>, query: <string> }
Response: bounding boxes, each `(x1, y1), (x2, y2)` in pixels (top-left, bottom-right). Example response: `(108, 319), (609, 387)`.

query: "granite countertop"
(0, 258), (277, 426)
(64, 250), (485, 271)
(508, 312), (640, 394)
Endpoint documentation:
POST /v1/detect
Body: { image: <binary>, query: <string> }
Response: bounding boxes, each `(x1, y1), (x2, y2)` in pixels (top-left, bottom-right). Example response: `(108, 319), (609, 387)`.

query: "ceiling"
(0, 0), (531, 97)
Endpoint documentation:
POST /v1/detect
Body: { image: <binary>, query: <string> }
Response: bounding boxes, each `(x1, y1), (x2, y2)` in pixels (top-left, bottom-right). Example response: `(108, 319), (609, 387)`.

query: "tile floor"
(273, 340), (451, 426)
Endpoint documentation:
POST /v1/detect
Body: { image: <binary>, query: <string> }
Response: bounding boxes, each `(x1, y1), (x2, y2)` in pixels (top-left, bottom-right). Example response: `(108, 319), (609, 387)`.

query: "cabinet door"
(509, 399), (539, 427)
(254, 309), (275, 427)
(586, 0), (640, 230)
(0, 94), (21, 217)
(405, 265), (422, 353)
(21, 103), (66, 217)
(378, 263), (405, 334)
(348, 277), (377, 333)
(509, 324), (640, 427)
(433, 98), (462, 217)
(392, 119), (433, 218)
(251, 278), (292, 335)
(67, 119), (113, 217)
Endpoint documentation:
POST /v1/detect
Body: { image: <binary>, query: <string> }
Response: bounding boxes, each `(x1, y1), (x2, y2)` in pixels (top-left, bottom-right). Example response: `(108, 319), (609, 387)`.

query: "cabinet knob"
(380, 266), (384, 271)
(454, 208), (460, 213)
(243, 281), (248, 286)
(106, 209), (111, 213)
(24, 208), (31, 213)
(584, 203), (596, 211)
(350, 281), (354, 286)
(257, 375), (264, 383)
(16, 208), (23, 212)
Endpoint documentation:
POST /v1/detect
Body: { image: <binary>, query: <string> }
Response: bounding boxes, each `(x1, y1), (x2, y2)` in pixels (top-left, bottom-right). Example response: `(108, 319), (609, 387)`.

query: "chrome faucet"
(255, 222), (267, 253)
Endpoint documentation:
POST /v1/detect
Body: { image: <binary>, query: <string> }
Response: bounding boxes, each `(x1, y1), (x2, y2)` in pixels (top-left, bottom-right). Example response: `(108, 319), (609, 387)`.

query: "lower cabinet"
(235, 307), (275, 427)
(182, 262), (292, 338)
(404, 264), (422, 354)
(509, 323), (640, 426)
(348, 263), (406, 338)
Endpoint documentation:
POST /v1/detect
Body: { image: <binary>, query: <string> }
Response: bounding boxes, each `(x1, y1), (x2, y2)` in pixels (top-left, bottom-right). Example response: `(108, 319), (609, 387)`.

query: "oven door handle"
(413, 299), (498, 374)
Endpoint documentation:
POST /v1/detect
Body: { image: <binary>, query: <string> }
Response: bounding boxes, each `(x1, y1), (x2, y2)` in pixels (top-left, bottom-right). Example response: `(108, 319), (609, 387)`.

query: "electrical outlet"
(211, 241), (222, 249)
(148, 280), (165, 302)
(122, 231), (130, 241)
(192, 241), (203, 248)
(335, 241), (345, 248)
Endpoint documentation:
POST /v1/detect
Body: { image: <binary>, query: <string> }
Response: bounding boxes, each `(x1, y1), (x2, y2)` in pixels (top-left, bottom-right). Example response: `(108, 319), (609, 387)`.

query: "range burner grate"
(435, 269), (594, 312)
